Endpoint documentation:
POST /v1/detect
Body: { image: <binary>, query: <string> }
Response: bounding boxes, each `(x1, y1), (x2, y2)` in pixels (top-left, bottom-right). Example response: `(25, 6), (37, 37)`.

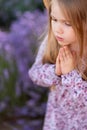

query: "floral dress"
(29, 36), (87, 130)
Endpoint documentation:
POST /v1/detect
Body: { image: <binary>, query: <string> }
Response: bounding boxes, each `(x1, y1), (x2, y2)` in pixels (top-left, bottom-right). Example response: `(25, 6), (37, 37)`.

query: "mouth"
(56, 36), (64, 42)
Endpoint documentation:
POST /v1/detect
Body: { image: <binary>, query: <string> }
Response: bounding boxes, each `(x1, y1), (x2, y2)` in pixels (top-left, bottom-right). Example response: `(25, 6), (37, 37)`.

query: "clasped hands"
(55, 46), (76, 76)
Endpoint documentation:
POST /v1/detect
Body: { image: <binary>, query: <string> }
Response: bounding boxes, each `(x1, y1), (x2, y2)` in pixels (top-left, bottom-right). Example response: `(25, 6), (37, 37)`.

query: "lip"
(56, 36), (64, 41)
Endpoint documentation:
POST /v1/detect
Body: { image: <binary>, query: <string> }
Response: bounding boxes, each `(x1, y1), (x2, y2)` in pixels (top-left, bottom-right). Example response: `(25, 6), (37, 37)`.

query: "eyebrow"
(50, 13), (70, 23)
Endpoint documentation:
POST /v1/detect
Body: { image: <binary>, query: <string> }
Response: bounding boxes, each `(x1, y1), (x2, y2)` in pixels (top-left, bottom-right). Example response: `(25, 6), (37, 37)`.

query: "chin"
(58, 41), (70, 46)
(58, 42), (67, 46)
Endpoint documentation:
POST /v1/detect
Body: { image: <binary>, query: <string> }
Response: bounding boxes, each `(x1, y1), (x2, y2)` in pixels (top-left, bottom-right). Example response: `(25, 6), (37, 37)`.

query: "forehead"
(51, 0), (66, 19)
(51, 0), (70, 20)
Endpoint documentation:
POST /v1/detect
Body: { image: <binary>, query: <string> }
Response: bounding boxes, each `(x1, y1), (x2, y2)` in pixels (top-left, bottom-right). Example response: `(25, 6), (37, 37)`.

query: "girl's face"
(51, 0), (78, 47)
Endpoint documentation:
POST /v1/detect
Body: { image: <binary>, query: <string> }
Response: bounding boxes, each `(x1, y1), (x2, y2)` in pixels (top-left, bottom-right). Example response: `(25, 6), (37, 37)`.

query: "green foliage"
(0, 0), (44, 12)
(0, 0), (44, 29)
(0, 53), (18, 106)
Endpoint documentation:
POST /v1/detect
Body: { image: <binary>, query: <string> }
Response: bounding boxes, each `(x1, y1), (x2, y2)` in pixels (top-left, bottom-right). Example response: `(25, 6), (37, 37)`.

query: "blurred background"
(0, 0), (49, 130)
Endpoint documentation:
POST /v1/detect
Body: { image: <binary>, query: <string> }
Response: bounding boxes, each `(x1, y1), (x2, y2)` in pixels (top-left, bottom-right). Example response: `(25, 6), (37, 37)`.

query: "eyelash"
(51, 17), (71, 26)
(64, 22), (71, 26)
(51, 17), (57, 22)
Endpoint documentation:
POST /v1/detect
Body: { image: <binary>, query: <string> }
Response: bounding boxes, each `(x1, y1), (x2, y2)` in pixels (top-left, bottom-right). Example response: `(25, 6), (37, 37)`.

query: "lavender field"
(0, 10), (48, 130)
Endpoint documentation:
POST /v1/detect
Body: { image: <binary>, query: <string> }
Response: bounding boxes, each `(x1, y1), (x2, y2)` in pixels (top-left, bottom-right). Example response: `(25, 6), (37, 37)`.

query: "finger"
(60, 47), (66, 61)
(56, 53), (60, 61)
(64, 46), (72, 58)
(60, 51), (64, 62)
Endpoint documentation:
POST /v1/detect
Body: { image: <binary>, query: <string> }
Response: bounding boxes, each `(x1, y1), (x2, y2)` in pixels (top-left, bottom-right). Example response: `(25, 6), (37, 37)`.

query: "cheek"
(71, 33), (77, 41)
(51, 23), (55, 31)
(52, 26), (56, 35)
(67, 29), (76, 40)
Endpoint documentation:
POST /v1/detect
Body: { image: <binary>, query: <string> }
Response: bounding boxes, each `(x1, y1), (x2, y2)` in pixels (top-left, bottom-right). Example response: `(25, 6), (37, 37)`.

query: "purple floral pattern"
(29, 36), (87, 130)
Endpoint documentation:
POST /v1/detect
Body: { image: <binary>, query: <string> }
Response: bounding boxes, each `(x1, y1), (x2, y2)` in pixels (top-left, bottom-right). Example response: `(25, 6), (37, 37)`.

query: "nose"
(56, 22), (64, 34)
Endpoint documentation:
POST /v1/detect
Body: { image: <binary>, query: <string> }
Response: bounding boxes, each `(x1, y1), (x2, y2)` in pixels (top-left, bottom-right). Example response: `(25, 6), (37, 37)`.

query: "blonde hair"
(43, 0), (50, 9)
(43, 0), (87, 80)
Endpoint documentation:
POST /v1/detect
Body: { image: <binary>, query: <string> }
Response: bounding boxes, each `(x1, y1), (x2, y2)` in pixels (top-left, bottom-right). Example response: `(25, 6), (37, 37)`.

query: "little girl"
(29, 0), (87, 129)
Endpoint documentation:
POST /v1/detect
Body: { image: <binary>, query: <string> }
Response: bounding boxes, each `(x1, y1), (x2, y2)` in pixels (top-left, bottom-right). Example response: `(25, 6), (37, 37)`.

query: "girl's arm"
(28, 36), (60, 87)
(58, 46), (87, 98)
(61, 69), (87, 96)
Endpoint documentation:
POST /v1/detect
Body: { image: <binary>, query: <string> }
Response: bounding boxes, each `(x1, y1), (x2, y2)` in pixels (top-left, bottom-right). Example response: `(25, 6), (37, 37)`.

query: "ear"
(43, 0), (50, 10)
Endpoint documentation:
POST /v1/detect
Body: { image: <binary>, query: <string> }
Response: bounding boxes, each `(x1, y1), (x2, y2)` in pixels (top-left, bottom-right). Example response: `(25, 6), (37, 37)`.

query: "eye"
(51, 16), (57, 22)
(64, 21), (71, 26)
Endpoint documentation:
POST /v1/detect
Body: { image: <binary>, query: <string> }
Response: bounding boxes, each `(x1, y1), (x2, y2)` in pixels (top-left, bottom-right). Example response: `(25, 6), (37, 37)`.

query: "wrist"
(62, 67), (75, 75)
